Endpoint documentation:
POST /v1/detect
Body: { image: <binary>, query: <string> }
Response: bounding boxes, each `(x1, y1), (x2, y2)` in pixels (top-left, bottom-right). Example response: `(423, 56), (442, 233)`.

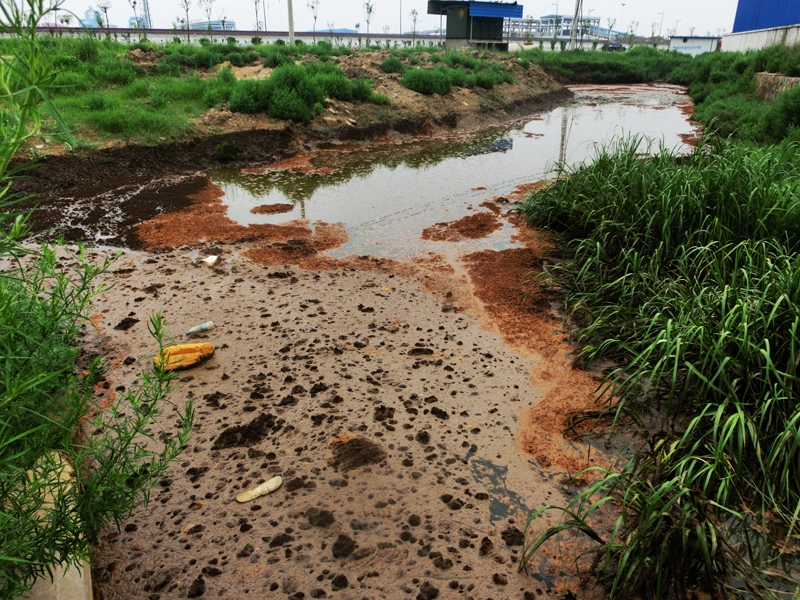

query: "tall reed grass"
(518, 138), (800, 598)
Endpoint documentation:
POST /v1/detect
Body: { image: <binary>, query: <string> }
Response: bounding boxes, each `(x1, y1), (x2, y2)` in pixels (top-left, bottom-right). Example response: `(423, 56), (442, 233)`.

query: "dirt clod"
(332, 534), (356, 559)
(328, 435), (387, 471)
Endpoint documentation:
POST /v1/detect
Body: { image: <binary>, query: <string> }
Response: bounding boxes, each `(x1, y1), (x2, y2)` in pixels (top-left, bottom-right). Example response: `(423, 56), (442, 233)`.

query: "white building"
(503, 14), (610, 39)
(669, 36), (721, 56)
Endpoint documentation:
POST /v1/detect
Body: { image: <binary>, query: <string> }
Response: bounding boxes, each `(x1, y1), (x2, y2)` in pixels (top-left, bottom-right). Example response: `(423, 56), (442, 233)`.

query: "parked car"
(606, 41), (626, 51)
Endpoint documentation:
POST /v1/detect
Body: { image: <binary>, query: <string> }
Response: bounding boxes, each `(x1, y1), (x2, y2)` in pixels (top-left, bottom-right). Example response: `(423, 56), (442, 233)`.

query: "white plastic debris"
(236, 476), (283, 503)
(203, 255), (219, 266)
(185, 321), (215, 336)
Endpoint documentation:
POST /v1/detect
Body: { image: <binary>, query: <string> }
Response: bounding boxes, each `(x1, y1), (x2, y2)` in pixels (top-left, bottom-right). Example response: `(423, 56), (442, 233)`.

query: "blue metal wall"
(733, 0), (800, 32)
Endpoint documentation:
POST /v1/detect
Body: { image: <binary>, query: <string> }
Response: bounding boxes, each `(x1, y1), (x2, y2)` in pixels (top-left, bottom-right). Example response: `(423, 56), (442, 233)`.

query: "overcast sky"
(60, 0), (740, 37)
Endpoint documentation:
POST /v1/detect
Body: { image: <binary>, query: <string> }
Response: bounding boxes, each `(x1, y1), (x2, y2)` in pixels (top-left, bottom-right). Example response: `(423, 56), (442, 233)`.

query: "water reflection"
(210, 84), (697, 258)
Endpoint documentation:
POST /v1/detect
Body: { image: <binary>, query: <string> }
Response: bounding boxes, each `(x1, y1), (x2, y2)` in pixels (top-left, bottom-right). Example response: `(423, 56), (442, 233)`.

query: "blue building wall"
(733, 0), (800, 33)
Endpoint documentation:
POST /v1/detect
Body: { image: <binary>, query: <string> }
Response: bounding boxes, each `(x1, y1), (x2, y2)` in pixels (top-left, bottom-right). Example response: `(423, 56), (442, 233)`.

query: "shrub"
(229, 79), (267, 113)
(251, 36), (262, 45)
(369, 92), (391, 105)
(442, 51), (480, 70)
(74, 37), (99, 62)
(86, 93), (109, 111)
(148, 88), (166, 109)
(351, 77), (373, 101)
(268, 86), (313, 123)
(122, 78), (149, 99)
(156, 56), (182, 77)
(400, 68), (452, 95)
(381, 55), (405, 74)
(314, 72), (353, 101)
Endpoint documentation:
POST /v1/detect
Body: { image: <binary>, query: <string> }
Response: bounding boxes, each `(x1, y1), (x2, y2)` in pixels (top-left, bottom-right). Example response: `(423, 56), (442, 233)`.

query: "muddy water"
(210, 84), (697, 259)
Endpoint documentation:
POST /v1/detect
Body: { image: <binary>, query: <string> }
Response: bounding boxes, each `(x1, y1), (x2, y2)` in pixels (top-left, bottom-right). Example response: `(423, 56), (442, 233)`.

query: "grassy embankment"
(517, 45), (800, 598)
(0, 36), (390, 144)
(4, 36), (528, 147)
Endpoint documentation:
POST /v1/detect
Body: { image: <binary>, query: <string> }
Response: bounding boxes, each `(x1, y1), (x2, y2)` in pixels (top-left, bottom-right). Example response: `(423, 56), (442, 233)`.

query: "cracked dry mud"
(81, 226), (603, 600)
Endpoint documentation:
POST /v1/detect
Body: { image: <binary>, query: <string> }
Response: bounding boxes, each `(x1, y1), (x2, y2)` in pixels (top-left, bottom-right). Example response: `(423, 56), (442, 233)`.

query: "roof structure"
(427, 1), (523, 19)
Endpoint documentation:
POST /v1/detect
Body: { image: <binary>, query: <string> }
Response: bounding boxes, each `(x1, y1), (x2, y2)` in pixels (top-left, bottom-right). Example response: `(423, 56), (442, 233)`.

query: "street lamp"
(620, 2), (626, 27)
(658, 11), (664, 38)
(675, 19), (681, 35)
(552, 2), (558, 36)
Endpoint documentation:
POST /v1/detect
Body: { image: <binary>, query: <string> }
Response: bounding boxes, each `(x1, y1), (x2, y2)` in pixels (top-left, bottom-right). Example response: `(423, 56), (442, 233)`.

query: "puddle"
(210, 84), (697, 259)
(469, 457), (533, 524)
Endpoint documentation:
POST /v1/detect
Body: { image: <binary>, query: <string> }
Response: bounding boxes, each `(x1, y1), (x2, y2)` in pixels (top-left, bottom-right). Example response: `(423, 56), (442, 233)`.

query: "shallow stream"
(210, 83), (697, 258)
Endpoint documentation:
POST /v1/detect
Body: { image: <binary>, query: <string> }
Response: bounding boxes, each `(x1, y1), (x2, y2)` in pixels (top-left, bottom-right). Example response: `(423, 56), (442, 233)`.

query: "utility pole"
(399, 0), (402, 35)
(568, 0), (582, 49)
(141, 0), (151, 28)
(658, 11), (664, 38)
(287, 0), (294, 44)
(263, 1), (268, 32)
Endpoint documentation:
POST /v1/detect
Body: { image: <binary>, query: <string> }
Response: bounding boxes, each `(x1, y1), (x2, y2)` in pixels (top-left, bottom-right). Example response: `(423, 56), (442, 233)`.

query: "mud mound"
(327, 435), (387, 471)
(421, 212), (502, 242)
(250, 203), (294, 215)
(243, 222), (349, 266)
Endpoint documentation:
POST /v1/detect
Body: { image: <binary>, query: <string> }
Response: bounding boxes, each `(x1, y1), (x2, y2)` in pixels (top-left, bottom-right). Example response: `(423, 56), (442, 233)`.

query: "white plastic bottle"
(185, 321), (215, 336)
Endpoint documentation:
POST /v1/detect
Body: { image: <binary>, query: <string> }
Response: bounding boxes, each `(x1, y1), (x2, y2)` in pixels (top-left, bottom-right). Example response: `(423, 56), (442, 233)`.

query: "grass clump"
(380, 55), (406, 74)
(518, 137), (800, 598)
(229, 61), (388, 123)
(400, 67), (452, 95)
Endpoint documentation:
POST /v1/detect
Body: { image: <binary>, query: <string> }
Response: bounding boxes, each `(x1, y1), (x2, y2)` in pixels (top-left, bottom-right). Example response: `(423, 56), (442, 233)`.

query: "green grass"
(518, 137), (800, 598)
(398, 56), (515, 95)
(0, 35), (382, 142)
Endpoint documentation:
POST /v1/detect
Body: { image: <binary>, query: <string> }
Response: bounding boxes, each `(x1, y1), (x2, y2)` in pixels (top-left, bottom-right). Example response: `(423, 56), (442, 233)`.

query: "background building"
(669, 35), (722, 55)
(427, 0), (523, 50)
(179, 19), (237, 31)
(503, 13), (614, 40)
(723, 0), (800, 51)
(732, 0), (800, 32)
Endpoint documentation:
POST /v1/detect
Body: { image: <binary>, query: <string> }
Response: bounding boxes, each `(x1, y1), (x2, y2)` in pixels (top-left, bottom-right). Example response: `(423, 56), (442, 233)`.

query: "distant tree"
(606, 17), (616, 41)
(97, 0), (112, 36)
(650, 21), (658, 41)
(308, 0), (320, 43)
(410, 8), (418, 44)
(364, 0), (373, 37)
(199, 0), (214, 42)
(59, 12), (72, 26)
(179, 0), (191, 43)
(689, 26), (696, 36)
(627, 20), (638, 47)
(128, 0), (142, 41)
(219, 9), (227, 32)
